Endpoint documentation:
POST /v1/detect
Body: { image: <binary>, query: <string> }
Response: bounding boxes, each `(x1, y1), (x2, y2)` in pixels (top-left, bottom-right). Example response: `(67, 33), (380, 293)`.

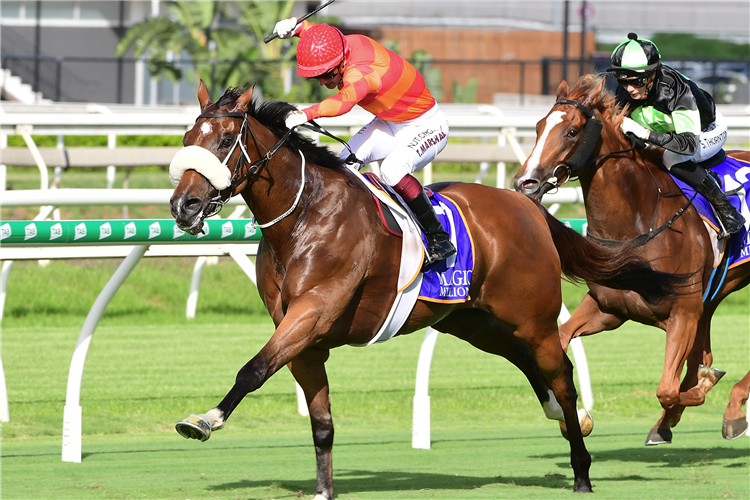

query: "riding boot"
(405, 189), (457, 266)
(694, 169), (746, 236)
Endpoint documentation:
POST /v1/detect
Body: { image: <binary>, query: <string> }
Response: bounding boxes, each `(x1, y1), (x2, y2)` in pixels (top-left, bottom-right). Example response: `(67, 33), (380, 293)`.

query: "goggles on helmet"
(317, 62), (343, 80)
(615, 72), (653, 88)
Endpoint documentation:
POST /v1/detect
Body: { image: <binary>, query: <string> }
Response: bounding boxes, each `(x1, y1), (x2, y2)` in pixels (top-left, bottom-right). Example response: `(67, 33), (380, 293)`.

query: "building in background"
(1, 1), (748, 105)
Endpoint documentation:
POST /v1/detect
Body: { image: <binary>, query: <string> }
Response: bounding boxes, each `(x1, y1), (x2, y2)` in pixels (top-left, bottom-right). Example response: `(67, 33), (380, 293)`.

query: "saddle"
(360, 172), (475, 303)
(666, 150), (750, 301)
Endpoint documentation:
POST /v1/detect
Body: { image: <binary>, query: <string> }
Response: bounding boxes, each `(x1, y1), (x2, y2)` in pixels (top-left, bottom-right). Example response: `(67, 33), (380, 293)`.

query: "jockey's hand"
(273, 17), (299, 39)
(620, 117), (650, 141)
(285, 110), (308, 129)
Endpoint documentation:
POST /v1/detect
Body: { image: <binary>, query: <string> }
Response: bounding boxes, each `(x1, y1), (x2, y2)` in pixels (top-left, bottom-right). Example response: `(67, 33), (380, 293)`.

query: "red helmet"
(296, 24), (349, 78)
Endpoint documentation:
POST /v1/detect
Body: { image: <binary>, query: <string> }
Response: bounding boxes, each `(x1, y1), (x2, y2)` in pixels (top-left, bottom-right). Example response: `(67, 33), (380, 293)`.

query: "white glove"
(285, 110), (308, 129)
(273, 17), (299, 39)
(620, 117), (650, 141)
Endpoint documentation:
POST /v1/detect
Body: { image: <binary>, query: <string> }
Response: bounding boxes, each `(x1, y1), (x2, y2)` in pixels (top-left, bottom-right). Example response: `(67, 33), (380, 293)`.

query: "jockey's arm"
(301, 72), (379, 121)
(632, 107), (702, 156)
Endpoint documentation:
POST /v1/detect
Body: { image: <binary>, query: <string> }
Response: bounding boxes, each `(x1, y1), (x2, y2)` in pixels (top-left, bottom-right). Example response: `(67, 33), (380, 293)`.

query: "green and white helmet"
(608, 32), (661, 77)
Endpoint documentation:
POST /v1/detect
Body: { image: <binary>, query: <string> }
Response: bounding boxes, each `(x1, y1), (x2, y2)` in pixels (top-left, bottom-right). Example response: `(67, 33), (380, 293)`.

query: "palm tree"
(116, 0), (306, 101)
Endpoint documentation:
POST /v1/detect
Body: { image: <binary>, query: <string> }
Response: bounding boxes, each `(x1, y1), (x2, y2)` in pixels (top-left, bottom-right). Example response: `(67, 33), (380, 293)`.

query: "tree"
(116, 0), (317, 102)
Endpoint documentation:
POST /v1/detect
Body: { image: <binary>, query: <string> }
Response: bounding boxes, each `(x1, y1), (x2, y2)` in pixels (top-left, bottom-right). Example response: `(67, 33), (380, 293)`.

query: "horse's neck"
(243, 148), (310, 239)
(582, 152), (666, 240)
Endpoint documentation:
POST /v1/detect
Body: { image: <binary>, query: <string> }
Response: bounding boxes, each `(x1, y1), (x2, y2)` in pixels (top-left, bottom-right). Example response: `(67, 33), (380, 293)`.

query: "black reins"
(196, 111), (361, 195)
(553, 99), (695, 248)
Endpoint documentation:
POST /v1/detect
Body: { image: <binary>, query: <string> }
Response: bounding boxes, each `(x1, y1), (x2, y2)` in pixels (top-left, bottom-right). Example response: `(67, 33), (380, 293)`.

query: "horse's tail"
(538, 204), (687, 304)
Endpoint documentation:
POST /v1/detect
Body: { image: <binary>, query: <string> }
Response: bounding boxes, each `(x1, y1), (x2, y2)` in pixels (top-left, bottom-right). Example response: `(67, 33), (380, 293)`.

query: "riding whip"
(264, 0), (337, 43)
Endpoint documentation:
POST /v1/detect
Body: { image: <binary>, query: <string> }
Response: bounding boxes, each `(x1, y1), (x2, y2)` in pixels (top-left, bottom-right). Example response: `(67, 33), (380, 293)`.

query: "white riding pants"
(663, 111), (727, 169)
(339, 103), (449, 186)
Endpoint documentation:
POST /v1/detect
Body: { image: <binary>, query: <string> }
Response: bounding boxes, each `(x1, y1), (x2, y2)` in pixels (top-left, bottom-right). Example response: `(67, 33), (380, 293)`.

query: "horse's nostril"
(183, 198), (203, 217)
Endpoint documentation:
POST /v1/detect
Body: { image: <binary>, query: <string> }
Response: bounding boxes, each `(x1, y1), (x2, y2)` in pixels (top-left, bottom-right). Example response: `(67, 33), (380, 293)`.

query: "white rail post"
(0, 358), (8, 423)
(559, 305), (594, 412)
(1, 130), (7, 191)
(412, 327), (439, 449)
(185, 207), (247, 319)
(62, 244), (148, 463)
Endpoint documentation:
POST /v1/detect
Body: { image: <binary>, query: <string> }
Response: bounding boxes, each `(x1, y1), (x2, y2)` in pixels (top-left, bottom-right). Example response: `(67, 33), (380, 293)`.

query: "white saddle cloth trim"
(347, 168), (425, 346)
(702, 219), (726, 268)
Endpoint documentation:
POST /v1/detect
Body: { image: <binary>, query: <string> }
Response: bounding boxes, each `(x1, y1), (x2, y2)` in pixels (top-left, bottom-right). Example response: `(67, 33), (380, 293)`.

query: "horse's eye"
(567, 129), (579, 138)
(221, 136), (233, 148)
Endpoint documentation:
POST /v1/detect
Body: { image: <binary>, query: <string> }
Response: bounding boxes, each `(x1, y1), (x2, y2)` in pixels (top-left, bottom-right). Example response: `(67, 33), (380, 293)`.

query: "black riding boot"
(405, 189), (457, 267)
(694, 169), (745, 236)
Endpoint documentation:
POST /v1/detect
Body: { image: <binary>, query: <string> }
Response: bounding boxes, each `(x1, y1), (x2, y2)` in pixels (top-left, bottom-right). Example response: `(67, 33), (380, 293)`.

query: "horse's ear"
(197, 80), (212, 111)
(556, 81), (569, 100)
(233, 83), (256, 112)
(582, 77), (607, 108)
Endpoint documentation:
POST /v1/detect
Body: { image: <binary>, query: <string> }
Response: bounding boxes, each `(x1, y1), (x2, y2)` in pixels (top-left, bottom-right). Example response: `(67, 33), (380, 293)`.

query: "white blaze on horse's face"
(200, 121), (212, 135)
(516, 110), (566, 183)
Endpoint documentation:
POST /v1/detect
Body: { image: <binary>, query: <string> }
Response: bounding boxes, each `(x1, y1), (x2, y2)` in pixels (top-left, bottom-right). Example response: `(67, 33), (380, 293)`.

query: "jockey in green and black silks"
(609, 32), (745, 236)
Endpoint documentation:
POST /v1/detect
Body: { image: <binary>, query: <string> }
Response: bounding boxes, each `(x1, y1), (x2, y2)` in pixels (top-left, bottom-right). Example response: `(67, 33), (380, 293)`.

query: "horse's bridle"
(193, 111), (307, 228)
(551, 99), (695, 248)
(193, 110), (363, 229)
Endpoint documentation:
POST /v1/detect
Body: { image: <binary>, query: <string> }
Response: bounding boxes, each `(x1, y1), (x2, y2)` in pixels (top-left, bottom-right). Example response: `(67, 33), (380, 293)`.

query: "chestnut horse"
(168, 83), (683, 497)
(513, 75), (750, 444)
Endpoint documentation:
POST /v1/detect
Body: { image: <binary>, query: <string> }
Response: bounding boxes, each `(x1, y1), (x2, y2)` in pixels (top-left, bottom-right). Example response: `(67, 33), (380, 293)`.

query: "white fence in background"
(10, 101), (737, 457)
(0, 191), (594, 461)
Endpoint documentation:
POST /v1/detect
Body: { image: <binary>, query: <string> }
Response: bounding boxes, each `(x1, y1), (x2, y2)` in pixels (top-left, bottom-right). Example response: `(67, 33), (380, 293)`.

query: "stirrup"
(422, 238), (456, 269)
(712, 206), (745, 238)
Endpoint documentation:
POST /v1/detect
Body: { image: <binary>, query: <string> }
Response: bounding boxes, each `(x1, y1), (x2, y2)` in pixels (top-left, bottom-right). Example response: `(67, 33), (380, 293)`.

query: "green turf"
(1, 174), (747, 498)
(2, 305), (748, 498)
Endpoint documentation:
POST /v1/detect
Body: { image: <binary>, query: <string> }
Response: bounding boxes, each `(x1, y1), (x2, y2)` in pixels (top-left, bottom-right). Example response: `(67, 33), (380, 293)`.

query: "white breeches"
(339, 103), (449, 186)
(663, 111), (727, 169)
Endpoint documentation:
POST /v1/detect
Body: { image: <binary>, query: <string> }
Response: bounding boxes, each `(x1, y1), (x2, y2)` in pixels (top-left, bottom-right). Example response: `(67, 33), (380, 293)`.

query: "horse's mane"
(215, 87), (345, 170)
(566, 75), (663, 164)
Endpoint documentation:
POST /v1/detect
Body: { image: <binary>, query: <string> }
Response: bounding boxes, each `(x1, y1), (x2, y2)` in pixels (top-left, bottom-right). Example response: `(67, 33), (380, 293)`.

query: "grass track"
(2, 423), (748, 499)
(2, 309), (748, 499)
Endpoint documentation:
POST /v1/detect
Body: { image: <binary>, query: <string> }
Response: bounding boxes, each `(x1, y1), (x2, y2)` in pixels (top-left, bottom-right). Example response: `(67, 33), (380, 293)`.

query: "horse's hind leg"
(436, 310), (578, 427)
(723, 370), (750, 440)
(519, 321), (593, 493)
(435, 309), (592, 492)
(288, 348), (335, 500)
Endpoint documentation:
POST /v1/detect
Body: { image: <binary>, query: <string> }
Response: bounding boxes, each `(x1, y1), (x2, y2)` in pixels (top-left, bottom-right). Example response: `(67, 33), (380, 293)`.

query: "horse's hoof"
(722, 417), (748, 440)
(175, 415), (212, 442)
(645, 426), (672, 446)
(699, 364), (726, 384)
(573, 478), (594, 493)
(579, 409), (594, 437)
(559, 409), (593, 440)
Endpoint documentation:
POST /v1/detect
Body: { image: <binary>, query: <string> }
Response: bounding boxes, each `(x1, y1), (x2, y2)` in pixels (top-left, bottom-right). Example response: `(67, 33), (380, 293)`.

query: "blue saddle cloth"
(418, 192), (475, 303)
(667, 154), (750, 270)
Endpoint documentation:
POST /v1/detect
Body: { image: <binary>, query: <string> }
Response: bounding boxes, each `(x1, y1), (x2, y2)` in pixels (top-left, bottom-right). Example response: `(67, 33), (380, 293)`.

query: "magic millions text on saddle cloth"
(419, 192), (475, 303)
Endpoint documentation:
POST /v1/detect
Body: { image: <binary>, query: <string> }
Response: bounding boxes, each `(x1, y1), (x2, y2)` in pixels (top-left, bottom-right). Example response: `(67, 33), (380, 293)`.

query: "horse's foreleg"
(176, 295), (332, 441)
(675, 315), (724, 406)
(645, 313), (701, 445)
(723, 371), (750, 440)
(656, 314), (700, 410)
(559, 293), (624, 351)
(288, 349), (334, 500)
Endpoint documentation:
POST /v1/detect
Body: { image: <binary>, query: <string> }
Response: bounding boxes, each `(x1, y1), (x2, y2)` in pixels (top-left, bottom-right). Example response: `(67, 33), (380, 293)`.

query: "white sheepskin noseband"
(169, 145), (232, 190)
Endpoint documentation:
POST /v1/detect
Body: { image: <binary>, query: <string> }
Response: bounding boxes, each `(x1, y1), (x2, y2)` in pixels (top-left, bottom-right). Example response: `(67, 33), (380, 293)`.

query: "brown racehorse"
(169, 82), (684, 497)
(513, 74), (750, 444)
